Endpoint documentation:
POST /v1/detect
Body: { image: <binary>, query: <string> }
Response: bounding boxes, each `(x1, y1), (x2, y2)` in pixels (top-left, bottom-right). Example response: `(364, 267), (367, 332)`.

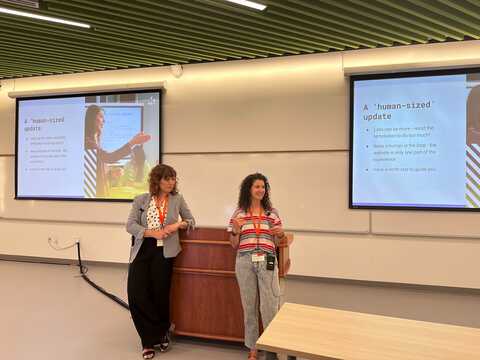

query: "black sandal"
(142, 349), (155, 359)
(159, 332), (171, 352)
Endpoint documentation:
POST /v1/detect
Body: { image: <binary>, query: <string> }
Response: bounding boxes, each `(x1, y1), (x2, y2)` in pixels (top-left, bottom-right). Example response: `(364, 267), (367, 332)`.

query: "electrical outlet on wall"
(48, 236), (58, 245)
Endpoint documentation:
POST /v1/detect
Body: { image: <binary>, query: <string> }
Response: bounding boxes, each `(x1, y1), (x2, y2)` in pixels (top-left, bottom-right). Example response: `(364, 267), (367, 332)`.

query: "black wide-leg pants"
(127, 237), (174, 348)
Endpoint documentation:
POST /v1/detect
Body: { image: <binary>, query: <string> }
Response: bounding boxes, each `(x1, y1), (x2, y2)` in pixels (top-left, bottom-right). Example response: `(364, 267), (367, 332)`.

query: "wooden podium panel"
(171, 228), (293, 342)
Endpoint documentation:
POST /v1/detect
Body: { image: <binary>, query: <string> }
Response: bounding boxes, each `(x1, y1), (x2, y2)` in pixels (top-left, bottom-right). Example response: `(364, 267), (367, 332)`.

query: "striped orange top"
(227, 208), (282, 255)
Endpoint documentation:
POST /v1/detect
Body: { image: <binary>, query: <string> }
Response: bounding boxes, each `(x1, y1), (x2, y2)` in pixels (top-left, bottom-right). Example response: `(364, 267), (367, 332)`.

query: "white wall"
(2, 41), (480, 289)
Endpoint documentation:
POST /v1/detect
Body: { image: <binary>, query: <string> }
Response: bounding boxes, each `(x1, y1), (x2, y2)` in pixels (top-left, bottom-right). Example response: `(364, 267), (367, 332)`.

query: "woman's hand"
(129, 132), (151, 146)
(162, 224), (176, 236)
(163, 221), (186, 235)
(146, 229), (169, 240)
(232, 217), (246, 234)
(147, 222), (187, 241)
(229, 218), (245, 249)
(270, 226), (285, 238)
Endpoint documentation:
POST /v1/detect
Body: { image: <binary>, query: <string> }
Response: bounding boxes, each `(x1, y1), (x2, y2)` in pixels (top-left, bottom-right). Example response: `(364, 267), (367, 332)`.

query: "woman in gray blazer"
(126, 164), (195, 359)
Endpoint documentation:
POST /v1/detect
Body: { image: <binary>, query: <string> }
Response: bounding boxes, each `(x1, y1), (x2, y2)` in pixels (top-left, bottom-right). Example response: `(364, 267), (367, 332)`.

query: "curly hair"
(237, 173), (272, 213)
(149, 164), (178, 196)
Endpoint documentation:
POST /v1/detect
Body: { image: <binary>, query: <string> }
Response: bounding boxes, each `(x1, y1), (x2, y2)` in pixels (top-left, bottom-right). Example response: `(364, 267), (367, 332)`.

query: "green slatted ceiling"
(1, 0), (480, 79)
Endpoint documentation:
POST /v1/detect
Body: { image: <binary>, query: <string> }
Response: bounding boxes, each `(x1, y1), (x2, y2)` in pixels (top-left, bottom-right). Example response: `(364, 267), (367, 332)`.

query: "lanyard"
(249, 209), (264, 249)
(155, 196), (169, 227)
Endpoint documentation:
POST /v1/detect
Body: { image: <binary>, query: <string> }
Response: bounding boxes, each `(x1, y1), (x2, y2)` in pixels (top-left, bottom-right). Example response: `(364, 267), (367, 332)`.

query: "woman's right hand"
(231, 217), (246, 234)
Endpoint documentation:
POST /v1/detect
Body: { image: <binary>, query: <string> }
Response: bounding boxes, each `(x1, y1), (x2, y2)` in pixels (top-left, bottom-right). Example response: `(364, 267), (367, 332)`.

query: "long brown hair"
(467, 85), (480, 145)
(149, 164), (178, 196)
(84, 105), (103, 147)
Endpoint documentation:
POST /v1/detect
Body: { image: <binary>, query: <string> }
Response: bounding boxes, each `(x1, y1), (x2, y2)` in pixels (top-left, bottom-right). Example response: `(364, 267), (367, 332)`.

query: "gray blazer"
(126, 192), (195, 262)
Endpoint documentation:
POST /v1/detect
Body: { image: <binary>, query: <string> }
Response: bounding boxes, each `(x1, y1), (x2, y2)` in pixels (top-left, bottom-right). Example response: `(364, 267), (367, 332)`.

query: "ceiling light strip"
(225, 0), (267, 11)
(0, 6), (90, 28)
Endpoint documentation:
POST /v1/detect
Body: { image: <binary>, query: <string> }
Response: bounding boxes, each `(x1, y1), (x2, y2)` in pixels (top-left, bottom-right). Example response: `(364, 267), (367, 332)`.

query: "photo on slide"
(16, 89), (161, 201)
(465, 74), (480, 207)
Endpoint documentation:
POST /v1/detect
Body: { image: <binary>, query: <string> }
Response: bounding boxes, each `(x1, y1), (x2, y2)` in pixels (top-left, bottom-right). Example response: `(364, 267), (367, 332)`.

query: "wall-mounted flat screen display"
(16, 89), (161, 201)
(350, 68), (480, 210)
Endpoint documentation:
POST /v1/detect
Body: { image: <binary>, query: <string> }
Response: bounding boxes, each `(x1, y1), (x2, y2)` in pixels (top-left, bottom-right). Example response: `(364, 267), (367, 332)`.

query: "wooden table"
(256, 302), (480, 360)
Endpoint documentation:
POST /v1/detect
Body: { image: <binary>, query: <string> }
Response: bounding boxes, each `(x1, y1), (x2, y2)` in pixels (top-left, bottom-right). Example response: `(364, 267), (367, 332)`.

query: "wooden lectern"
(170, 228), (293, 342)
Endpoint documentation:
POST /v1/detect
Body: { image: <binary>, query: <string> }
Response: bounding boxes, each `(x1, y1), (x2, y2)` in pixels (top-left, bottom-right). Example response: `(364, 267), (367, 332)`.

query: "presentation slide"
(351, 70), (480, 210)
(16, 90), (161, 201)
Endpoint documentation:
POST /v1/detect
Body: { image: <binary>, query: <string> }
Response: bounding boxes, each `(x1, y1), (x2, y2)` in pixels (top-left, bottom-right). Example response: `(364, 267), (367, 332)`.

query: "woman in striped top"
(228, 173), (285, 360)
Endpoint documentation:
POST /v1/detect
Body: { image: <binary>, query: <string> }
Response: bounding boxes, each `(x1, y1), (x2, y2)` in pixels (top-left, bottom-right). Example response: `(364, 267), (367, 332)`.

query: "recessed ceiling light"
(0, 6), (91, 28)
(225, 0), (267, 11)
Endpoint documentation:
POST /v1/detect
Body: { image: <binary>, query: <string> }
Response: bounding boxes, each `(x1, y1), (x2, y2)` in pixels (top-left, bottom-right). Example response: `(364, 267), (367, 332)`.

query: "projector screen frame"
(349, 66), (480, 212)
(15, 88), (163, 203)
